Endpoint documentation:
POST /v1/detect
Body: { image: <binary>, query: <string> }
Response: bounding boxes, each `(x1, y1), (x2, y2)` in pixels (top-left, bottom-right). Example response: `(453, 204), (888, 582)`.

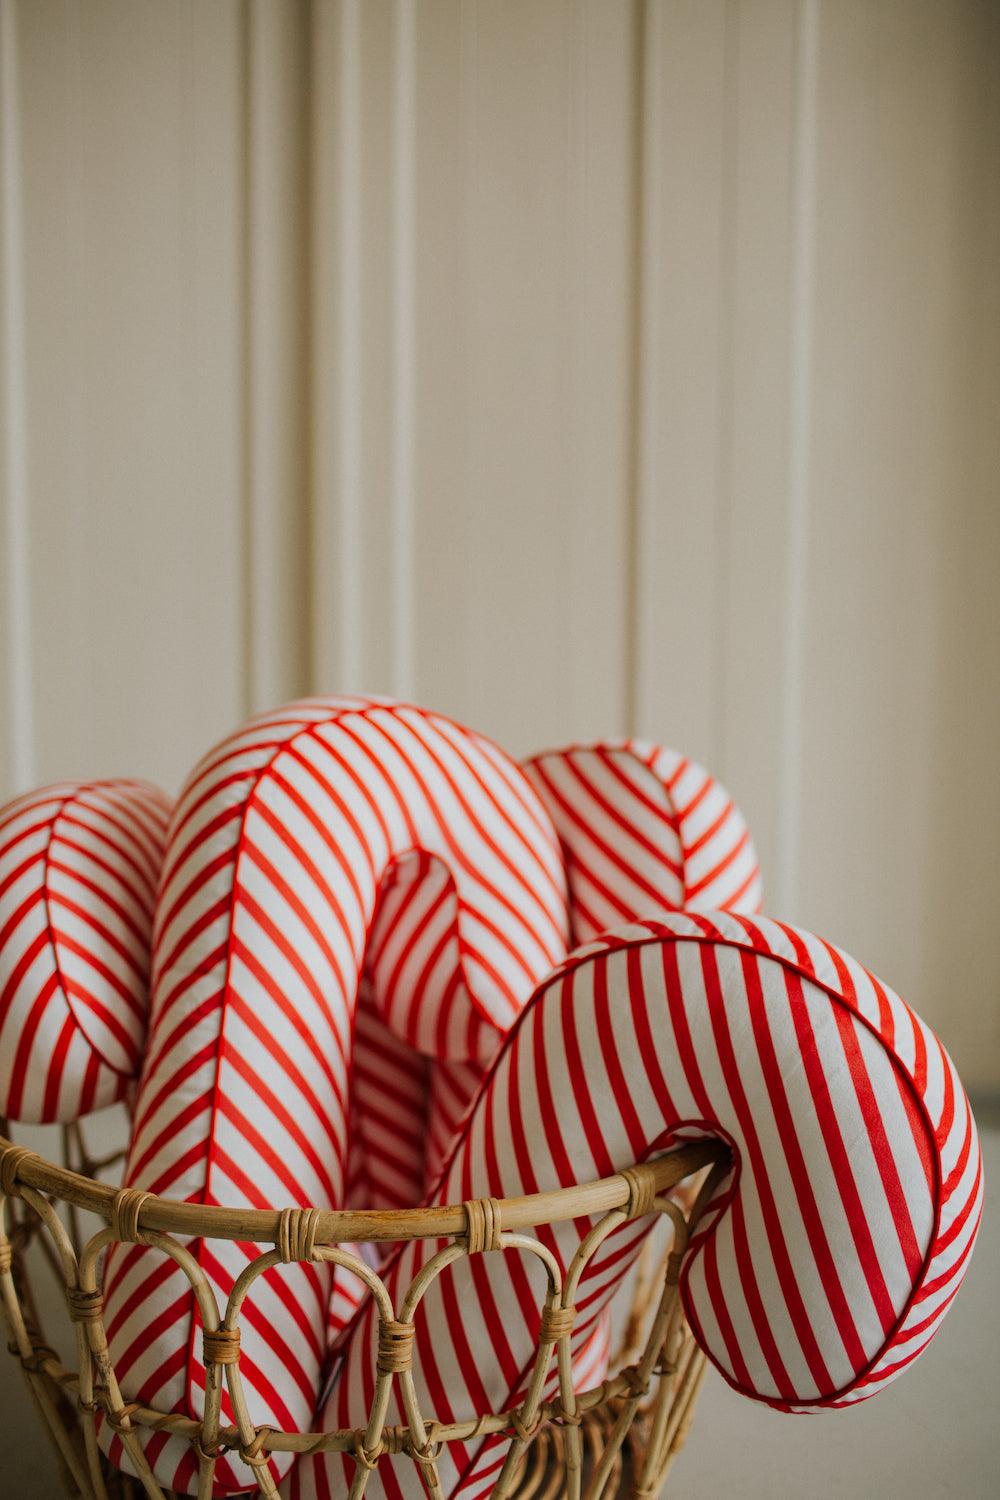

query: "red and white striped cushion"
(105, 697), (569, 1494)
(417, 737), (765, 1188)
(348, 854), (489, 1214)
(0, 780), (169, 1123)
(297, 913), (981, 1499)
(347, 737), (768, 1390)
(523, 739), (762, 937)
(348, 983), (430, 1214)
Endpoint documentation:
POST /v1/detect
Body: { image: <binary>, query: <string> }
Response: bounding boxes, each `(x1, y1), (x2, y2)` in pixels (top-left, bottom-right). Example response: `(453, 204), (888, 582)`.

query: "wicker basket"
(0, 1120), (726, 1500)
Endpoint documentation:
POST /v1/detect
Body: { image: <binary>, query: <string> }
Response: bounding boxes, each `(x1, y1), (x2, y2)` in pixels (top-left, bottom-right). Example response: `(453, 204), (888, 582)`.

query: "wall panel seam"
(625, 0), (656, 741)
(777, 0), (820, 912)
(337, 0), (363, 689)
(240, 0), (255, 718)
(390, 0), (417, 700)
(712, 0), (740, 776)
(0, 0), (34, 790)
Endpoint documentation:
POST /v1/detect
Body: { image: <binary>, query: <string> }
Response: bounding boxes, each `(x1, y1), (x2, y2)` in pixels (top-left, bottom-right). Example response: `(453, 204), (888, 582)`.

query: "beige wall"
(0, 0), (997, 1091)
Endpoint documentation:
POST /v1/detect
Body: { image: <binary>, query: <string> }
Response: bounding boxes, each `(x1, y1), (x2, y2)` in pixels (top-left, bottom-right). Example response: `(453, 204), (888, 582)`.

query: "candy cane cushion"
(298, 912), (981, 1499)
(523, 739), (762, 937)
(0, 779), (169, 1122)
(347, 734), (767, 1377)
(417, 738), (767, 1188)
(104, 697), (569, 1494)
(348, 984), (431, 1214)
(354, 739), (764, 1207)
(346, 732), (570, 1210)
(348, 852), (497, 1214)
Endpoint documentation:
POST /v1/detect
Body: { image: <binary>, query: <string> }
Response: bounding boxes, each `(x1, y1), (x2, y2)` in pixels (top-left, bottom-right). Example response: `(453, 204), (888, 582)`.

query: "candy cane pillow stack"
(0, 704), (981, 1500)
(102, 697), (569, 1494)
(348, 849), (507, 1215)
(352, 738), (766, 1210)
(344, 737), (766, 1388)
(295, 912), (982, 1499)
(0, 779), (169, 1122)
(416, 737), (764, 1186)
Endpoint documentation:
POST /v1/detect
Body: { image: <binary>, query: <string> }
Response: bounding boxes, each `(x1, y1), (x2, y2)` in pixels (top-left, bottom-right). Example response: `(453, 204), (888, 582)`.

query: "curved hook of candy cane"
(0, 778), (171, 1123)
(312, 911), (981, 1500)
(424, 734), (766, 1189)
(406, 733), (768, 1414)
(355, 732), (761, 1212)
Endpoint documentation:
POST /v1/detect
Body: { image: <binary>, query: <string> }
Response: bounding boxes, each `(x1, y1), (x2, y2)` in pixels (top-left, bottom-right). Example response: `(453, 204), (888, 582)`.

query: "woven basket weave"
(0, 1120), (725, 1500)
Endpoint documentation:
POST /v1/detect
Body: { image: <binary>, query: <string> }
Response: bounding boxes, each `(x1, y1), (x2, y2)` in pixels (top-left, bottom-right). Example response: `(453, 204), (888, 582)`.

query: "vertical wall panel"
(924, 0), (1000, 1089)
(309, 0), (357, 692)
(791, 0), (995, 1062)
(632, 0), (809, 907)
(719, 0), (799, 906)
(630, 0), (999, 1090)
(792, 0), (1000, 1081)
(634, 0), (801, 900)
(11, 0), (247, 794)
(0, 0), (32, 796)
(311, 0), (639, 755)
(408, 0), (639, 755)
(633, 0), (731, 766)
(390, 0), (418, 699)
(243, 0), (311, 712)
(310, 0), (405, 698)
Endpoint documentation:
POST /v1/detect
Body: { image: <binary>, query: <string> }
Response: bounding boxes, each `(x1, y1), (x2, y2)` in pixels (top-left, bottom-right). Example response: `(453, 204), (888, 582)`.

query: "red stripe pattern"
(523, 739), (762, 937)
(296, 913), (981, 1499)
(349, 853), (489, 1214)
(348, 983), (431, 1213)
(346, 737), (768, 1380)
(0, 780), (170, 1123)
(417, 737), (765, 1191)
(104, 697), (569, 1494)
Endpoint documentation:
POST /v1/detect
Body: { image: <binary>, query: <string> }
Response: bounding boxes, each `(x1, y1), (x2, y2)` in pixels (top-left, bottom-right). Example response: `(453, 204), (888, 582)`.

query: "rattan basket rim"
(0, 1133), (725, 1245)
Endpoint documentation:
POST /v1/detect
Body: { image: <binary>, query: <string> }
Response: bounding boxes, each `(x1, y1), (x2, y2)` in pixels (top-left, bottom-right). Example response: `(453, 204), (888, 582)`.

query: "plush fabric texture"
(294, 913), (981, 1500)
(418, 737), (765, 1188)
(349, 982), (431, 1213)
(524, 739), (762, 938)
(348, 856), (465, 1214)
(343, 737), (769, 1407)
(0, 779), (169, 1123)
(105, 697), (569, 1494)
